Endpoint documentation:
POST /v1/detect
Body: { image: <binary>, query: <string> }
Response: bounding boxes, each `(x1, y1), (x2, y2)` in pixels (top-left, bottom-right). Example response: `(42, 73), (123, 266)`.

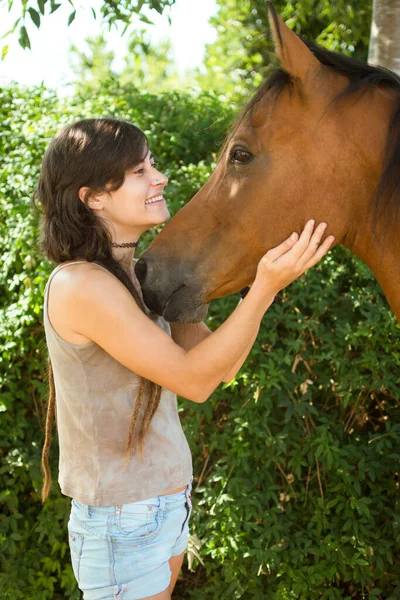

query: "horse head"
(136, 3), (400, 323)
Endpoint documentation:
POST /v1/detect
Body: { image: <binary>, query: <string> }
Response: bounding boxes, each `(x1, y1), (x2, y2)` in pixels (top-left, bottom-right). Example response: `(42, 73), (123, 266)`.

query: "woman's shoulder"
(52, 260), (114, 281)
(49, 260), (127, 303)
(47, 260), (139, 346)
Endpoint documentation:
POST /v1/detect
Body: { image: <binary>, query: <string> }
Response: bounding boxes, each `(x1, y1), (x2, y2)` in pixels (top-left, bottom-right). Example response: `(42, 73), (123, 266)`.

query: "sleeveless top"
(43, 261), (192, 506)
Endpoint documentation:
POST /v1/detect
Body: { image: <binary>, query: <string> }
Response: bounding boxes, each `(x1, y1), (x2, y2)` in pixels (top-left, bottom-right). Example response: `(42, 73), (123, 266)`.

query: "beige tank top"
(43, 261), (192, 506)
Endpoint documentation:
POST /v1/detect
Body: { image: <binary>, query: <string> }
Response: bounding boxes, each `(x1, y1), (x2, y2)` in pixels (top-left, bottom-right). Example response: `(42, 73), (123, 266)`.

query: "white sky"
(0, 0), (217, 90)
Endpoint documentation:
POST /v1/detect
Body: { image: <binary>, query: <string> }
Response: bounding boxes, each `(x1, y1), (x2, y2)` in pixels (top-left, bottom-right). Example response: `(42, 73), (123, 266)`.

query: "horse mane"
(227, 41), (400, 230)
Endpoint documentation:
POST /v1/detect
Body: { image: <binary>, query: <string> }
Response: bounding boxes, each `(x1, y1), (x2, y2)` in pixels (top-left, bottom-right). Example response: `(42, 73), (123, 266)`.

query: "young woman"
(36, 117), (334, 600)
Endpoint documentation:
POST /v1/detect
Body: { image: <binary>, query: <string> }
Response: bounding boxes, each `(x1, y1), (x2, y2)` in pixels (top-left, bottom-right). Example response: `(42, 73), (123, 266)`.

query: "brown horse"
(136, 3), (400, 324)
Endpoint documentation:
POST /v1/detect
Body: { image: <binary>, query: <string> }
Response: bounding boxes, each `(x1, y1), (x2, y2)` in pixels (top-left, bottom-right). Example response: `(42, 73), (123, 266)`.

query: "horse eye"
(230, 148), (253, 164)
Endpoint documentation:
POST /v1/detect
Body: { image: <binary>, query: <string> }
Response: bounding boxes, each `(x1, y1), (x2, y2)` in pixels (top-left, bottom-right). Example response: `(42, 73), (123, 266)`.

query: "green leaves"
(199, 0), (373, 101)
(67, 10), (76, 26)
(0, 82), (233, 599)
(28, 7), (40, 27)
(3, 0), (177, 50)
(182, 252), (399, 596)
(18, 25), (31, 49)
(49, 1), (61, 13)
(37, 0), (46, 16)
(1, 45), (9, 60)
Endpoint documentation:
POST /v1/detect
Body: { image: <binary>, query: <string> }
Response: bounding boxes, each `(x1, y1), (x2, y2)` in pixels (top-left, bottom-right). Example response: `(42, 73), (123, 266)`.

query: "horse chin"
(142, 284), (209, 324)
(163, 301), (209, 324)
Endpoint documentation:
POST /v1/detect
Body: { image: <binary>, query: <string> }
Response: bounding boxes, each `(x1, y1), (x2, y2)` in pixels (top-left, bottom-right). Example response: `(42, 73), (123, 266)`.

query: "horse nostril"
(135, 257), (147, 286)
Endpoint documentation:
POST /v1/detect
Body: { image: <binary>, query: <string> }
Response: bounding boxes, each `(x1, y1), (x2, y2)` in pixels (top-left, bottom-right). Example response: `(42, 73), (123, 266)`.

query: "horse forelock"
(220, 41), (400, 233)
(218, 70), (292, 162)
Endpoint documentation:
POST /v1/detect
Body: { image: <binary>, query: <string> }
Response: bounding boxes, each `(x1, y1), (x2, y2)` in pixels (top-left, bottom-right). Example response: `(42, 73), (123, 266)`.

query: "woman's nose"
(151, 174), (168, 186)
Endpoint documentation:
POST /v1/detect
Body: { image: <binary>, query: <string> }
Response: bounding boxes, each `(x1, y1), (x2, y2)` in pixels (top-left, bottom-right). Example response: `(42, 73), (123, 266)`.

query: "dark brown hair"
(34, 118), (162, 502)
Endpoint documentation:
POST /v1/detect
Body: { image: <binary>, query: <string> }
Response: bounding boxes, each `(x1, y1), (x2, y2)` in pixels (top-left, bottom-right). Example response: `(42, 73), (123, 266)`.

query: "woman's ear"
(78, 186), (104, 212)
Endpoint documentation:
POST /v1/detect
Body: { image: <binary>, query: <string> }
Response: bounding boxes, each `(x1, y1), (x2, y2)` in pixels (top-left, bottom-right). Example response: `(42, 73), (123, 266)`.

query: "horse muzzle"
(135, 255), (209, 323)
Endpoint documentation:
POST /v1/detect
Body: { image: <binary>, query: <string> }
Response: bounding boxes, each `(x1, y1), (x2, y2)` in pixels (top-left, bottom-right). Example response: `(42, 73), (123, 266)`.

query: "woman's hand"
(253, 220), (335, 299)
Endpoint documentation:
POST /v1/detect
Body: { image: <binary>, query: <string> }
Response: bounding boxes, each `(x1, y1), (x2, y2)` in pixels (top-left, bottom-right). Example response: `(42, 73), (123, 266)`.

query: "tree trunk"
(368, 0), (400, 75)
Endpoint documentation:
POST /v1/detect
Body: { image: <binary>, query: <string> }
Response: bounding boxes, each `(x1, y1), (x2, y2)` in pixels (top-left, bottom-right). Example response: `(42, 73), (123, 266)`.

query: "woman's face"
(95, 150), (170, 238)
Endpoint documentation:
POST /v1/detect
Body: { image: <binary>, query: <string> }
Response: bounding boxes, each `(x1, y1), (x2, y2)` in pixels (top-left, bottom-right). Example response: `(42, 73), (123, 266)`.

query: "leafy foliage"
(0, 81), (233, 598)
(184, 254), (400, 599)
(1, 0), (176, 55)
(197, 0), (373, 100)
(0, 81), (399, 600)
(70, 31), (184, 93)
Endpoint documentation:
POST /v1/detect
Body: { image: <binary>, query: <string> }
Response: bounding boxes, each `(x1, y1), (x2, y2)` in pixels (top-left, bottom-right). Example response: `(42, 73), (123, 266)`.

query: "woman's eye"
(229, 148), (253, 164)
(134, 168), (144, 174)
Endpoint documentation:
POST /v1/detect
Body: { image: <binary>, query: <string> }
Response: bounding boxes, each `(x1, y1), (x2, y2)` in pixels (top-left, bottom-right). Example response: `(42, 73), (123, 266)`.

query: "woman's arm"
(170, 303), (256, 383)
(171, 312), (254, 383)
(50, 267), (273, 402)
(49, 221), (333, 403)
(221, 329), (258, 382)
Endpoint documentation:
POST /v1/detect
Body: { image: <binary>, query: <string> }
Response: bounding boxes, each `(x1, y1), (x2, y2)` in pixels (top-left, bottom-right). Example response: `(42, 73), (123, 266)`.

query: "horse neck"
(347, 87), (400, 322)
(351, 224), (400, 321)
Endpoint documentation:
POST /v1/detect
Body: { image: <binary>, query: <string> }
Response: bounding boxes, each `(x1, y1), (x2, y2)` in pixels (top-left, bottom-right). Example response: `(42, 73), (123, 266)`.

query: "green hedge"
(0, 82), (399, 600)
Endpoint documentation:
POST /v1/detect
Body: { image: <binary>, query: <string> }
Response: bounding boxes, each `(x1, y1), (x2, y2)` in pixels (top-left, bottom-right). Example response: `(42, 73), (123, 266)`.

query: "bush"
(0, 82), (399, 599)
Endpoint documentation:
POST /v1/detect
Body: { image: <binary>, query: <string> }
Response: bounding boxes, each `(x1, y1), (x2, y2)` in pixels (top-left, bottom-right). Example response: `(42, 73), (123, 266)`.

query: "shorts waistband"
(72, 480), (192, 517)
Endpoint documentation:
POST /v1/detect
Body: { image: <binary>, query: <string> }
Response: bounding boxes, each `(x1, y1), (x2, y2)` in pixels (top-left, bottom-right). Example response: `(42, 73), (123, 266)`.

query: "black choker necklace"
(111, 241), (138, 248)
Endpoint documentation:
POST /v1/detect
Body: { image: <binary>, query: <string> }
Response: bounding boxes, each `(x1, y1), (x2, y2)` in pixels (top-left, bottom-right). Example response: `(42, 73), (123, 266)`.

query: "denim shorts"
(67, 482), (192, 600)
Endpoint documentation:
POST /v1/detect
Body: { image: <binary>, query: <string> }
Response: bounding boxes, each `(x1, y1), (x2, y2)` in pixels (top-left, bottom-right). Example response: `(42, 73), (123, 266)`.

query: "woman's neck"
(112, 247), (136, 271)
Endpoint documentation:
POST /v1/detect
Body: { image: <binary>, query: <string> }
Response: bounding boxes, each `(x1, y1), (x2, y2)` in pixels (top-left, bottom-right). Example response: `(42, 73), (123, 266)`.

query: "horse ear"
(267, 2), (321, 82)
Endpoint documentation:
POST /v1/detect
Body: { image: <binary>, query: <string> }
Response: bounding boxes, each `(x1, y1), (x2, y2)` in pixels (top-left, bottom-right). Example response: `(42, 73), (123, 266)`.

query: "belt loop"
(84, 503), (90, 519)
(159, 495), (166, 515)
(185, 480), (192, 507)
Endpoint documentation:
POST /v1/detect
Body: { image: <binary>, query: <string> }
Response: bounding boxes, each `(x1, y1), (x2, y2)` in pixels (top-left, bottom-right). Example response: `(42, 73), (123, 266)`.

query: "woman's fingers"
(302, 235), (335, 271)
(265, 231), (299, 262)
(269, 220), (327, 265)
(264, 220), (334, 272)
(296, 221), (328, 266)
(255, 221), (334, 295)
(287, 219), (317, 261)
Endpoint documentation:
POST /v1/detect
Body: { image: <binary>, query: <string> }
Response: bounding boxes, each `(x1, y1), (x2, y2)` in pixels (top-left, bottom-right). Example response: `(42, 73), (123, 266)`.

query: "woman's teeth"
(145, 195), (164, 205)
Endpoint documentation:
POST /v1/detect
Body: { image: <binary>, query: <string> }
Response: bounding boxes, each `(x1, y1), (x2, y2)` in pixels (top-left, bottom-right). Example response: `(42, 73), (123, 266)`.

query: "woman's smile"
(145, 194), (165, 206)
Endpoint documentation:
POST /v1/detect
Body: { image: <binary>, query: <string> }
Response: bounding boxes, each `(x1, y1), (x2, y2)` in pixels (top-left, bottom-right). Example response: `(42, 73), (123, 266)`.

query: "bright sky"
(0, 0), (217, 90)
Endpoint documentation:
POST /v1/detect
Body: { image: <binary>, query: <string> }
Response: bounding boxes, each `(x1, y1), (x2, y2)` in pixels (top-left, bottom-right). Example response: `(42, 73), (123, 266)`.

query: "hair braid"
(125, 377), (147, 462)
(94, 256), (163, 459)
(136, 384), (162, 457)
(41, 358), (56, 502)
